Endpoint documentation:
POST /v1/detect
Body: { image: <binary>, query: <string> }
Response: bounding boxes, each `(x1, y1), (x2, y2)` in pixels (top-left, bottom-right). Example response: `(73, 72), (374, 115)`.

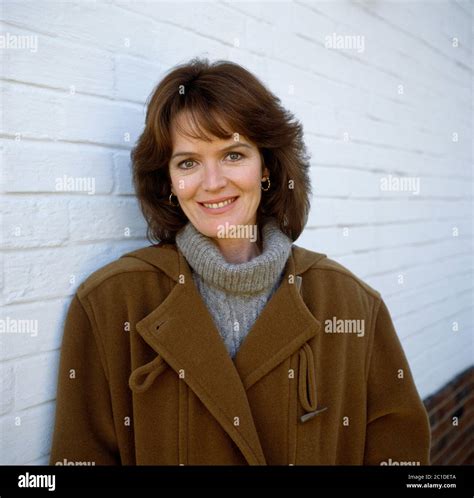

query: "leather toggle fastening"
(300, 406), (328, 423)
(295, 275), (328, 423)
(298, 343), (328, 423)
(128, 354), (168, 393)
(129, 320), (169, 393)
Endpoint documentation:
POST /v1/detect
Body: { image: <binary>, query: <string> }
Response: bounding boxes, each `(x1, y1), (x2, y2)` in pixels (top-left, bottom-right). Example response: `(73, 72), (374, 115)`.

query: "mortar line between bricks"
(392, 293), (474, 325)
(395, 303), (474, 335)
(429, 352), (474, 378)
(1, 77), (148, 109)
(2, 192), (138, 199)
(374, 279), (473, 302)
(0, 398), (56, 420)
(3, 239), (148, 251)
(316, 174), (474, 185)
(432, 401), (474, 463)
(113, 3), (240, 49)
(1, 75), (151, 107)
(443, 427), (474, 465)
(296, 29), (469, 100)
(359, 253), (474, 279)
(217, 0), (272, 24)
(306, 218), (474, 228)
(429, 384), (474, 423)
(424, 366), (474, 413)
(423, 357), (473, 385)
(311, 218), (473, 229)
(306, 130), (473, 154)
(380, 270), (474, 298)
(1, 348), (61, 367)
(304, 235), (473, 254)
(0, 18), (163, 64)
(0, 17), (192, 70)
(295, 0), (472, 74)
(311, 164), (473, 181)
(307, 132), (471, 158)
(392, 290), (474, 310)
(359, 5), (472, 71)
(311, 197), (474, 204)
(2, 191), (474, 202)
(413, 345), (474, 377)
(383, 280), (474, 309)
(0, 296), (68, 308)
(337, 244), (472, 259)
(452, 1), (472, 17)
(0, 133), (134, 152)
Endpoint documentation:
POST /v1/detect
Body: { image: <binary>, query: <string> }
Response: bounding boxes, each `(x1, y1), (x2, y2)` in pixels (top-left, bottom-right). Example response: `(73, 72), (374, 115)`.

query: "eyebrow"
(170, 142), (253, 161)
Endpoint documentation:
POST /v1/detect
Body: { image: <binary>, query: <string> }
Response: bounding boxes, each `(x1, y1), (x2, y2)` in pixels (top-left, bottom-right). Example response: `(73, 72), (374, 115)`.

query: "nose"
(201, 161), (227, 191)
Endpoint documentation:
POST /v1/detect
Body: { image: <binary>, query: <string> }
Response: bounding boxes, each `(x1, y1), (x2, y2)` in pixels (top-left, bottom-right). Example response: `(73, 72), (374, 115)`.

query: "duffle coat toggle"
(295, 275), (328, 423)
(298, 343), (328, 422)
(128, 350), (167, 393)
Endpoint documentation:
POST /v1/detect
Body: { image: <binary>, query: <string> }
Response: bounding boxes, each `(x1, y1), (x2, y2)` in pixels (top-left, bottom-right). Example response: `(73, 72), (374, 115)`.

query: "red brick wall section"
(423, 367), (474, 465)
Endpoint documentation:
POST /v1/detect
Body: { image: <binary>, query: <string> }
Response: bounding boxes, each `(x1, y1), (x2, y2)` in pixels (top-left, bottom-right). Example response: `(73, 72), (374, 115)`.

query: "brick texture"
(0, 0), (472, 465)
(424, 367), (473, 465)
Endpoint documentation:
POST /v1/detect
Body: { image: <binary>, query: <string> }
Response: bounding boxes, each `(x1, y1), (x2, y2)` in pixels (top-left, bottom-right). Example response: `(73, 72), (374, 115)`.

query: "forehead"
(170, 111), (249, 148)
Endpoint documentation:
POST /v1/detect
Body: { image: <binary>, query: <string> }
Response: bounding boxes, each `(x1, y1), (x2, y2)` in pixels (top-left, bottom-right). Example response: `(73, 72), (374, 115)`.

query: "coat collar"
(125, 242), (325, 285)
(127, 243), (326, 465)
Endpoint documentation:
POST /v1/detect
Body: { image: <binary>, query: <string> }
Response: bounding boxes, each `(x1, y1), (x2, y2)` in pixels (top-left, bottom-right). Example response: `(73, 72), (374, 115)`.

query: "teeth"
(202, 197), (236, 209)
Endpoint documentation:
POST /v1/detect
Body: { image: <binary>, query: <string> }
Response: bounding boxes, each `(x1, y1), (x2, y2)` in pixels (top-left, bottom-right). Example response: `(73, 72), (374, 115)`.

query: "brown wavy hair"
(131, 57), (312, 243)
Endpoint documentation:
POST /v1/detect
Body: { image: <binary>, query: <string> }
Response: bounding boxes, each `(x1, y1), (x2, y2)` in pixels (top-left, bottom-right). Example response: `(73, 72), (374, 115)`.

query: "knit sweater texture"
(175, 217), (293, 358)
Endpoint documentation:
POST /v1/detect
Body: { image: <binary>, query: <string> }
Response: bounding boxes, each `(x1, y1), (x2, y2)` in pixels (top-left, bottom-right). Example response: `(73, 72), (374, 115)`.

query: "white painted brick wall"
(0, 0), (472, 465)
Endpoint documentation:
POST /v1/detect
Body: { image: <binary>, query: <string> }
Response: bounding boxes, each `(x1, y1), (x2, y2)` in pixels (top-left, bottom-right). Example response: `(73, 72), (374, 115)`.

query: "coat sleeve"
(363, 298), (431, 465)
(49, 294), (120, 465)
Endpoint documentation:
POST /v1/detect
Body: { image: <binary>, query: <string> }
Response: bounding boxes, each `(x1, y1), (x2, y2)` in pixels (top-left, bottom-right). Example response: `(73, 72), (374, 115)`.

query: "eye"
(227, 151), (244, 161)
(177, 159), (196, 170)
(177, 151), (244, 170)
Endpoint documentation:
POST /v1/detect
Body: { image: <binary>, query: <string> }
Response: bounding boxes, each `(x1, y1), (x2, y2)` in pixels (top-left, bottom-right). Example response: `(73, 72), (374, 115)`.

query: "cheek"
(246, 177), (264, 198)
(171, 175), (199, 200)
(231, 165), (263, 191)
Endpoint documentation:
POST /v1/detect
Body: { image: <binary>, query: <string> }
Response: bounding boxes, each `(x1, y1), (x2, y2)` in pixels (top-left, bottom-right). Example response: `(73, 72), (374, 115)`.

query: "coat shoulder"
(295, 245), (381, 301)
(76, 243), (174, 299)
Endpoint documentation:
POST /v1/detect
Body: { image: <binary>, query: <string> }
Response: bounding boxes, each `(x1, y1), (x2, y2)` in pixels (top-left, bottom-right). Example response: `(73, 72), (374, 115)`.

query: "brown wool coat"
(49, 243), (431, 465)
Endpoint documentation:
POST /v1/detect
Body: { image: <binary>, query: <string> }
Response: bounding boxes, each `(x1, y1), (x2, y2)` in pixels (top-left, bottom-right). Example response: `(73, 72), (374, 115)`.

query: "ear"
(259, 150), (269, 178)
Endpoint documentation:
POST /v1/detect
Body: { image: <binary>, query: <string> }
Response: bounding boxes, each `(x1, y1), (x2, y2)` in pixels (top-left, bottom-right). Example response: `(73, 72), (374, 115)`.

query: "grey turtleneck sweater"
(175, 217), (293, 358)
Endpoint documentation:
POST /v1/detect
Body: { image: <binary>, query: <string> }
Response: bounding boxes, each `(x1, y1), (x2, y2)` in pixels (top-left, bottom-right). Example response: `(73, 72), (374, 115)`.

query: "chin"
(193, 216), (250, 239)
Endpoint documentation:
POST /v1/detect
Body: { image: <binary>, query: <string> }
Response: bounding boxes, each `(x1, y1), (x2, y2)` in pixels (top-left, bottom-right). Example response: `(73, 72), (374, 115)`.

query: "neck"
(211, 227), (263, 264)
(175, 216), (293, 294)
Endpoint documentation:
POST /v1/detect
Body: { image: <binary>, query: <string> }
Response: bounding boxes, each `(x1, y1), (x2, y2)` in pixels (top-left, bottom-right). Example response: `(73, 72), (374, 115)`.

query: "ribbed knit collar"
(175, 216), (293, 294)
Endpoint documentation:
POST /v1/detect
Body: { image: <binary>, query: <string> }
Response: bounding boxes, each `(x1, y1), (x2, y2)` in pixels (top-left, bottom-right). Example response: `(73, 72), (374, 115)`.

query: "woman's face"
(168, 112), (269, 239)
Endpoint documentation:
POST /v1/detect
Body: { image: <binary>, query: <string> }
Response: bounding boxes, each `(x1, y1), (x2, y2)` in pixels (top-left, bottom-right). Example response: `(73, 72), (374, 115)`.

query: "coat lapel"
(129, 242), (326, 465)
(233, 248), (323, 390)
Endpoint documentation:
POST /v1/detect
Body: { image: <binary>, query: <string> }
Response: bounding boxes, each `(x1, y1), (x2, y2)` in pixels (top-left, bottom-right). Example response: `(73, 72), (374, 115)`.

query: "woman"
(50, 58), (430, 466)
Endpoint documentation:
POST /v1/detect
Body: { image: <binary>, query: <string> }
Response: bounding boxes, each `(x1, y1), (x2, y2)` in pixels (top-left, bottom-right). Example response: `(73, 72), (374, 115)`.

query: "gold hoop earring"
(261, 177), (271, 191)
(169, 192), (179, 207)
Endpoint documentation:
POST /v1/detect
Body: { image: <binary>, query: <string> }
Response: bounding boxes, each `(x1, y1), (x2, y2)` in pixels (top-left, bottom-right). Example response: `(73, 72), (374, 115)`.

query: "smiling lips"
(199, 196), (238, 209)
